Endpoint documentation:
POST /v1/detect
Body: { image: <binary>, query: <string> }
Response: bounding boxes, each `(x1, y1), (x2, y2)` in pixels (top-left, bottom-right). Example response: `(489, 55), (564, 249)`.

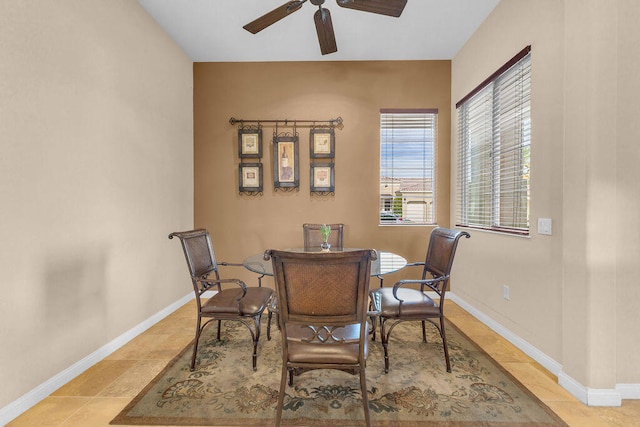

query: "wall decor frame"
(238, 128), (262, 158)
(310, 163), (335, 193)
(310, 128), (335, 158)
(239, 163), (263, 193)
(273, 135), (299, 190)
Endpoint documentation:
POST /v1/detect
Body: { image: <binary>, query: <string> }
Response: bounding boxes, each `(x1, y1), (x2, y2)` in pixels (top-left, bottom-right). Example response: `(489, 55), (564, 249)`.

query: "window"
(456, 46), (531, 235)
(380, 109), (437, 225)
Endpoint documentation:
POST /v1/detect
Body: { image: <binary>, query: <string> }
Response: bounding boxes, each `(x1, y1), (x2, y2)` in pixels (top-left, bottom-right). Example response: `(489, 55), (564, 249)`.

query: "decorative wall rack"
(229, 117), (343, 129)
(231, 116), (342, 196)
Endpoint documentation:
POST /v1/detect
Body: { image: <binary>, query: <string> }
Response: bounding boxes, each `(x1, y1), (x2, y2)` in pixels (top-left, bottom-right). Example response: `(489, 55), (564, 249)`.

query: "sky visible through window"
(381, 128), (435, 179)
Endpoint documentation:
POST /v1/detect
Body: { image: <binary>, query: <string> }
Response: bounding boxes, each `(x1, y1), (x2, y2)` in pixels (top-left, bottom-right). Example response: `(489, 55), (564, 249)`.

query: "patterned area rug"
(111, 319), (567, 426)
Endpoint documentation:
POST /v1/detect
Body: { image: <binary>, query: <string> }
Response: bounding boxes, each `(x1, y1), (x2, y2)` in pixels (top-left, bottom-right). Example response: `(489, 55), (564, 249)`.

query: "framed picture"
(310, 163), (335, 193)
(310, 128), (335, 158)
(238, 128), (262, 158)
(273, 136), (299, 189)
(239, 163), (263, 193)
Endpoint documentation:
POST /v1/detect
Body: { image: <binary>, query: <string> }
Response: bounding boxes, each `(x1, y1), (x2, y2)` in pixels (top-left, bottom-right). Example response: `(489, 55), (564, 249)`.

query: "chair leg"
(216, 319), (222, 340)
(369, 291), (380, 341)
(369, 315), (377, 341)
(190, 315), (202, 371)
(251, 315), (261, 371)
(276, 363), (288, 427)
(267, 299), (281, 342)
(380, 318), (390, 374)
(440, 316), (451, 373)
(359, 368), (371, 427)
(421, 320), (427, 343)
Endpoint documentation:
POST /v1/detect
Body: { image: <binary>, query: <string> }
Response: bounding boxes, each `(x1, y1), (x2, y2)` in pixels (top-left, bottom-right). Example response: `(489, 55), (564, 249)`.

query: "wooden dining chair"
(303, 223), (344, 250)
(266, 249), (375, 427)
(169, 229), (274, 371)
(266, 223), (346, 340)
(371, 227), (470, 373)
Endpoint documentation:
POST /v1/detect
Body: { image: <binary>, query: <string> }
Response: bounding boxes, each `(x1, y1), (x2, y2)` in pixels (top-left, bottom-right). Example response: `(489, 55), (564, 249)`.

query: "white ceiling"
(137, 0), (500, 62)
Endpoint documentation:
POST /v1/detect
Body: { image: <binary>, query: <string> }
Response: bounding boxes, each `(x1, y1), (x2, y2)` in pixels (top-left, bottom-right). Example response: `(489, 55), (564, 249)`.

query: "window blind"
(456, 47), (531, 235)
(380, 109), (437, 225)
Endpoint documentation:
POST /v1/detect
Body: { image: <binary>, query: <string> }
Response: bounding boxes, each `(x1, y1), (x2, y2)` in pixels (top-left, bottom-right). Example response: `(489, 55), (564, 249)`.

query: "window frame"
(455, 46), (532, 236)
(379, 109), (438, 226)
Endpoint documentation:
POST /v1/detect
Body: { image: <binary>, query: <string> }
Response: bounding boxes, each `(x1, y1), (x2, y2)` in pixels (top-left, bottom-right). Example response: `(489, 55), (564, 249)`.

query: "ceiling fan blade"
(336, 0), (407, 18)
(314, 8), (337, 55)
(243, 1), (306, 34)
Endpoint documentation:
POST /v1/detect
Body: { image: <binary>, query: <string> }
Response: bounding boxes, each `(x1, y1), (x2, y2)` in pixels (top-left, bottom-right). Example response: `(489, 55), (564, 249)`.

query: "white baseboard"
(448, 292), (638, 407)
(557, 370), (589, 403)
(448, 293), (562, 375)
(617, 383), (640, 399)
(558, 372), (625, 406)
(0, 293), (193, 426)
(587, 388), (622, 406)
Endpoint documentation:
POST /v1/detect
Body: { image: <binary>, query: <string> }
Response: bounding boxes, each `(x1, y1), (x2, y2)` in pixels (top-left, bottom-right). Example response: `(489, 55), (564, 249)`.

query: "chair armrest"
(219, 261), (243, 267)
(405, 261), (426, 268)
(220, 261), (267, 287)
(197, 276), (248, 298)
(391, 276), (448, 302)
(376, 260), (422, 288)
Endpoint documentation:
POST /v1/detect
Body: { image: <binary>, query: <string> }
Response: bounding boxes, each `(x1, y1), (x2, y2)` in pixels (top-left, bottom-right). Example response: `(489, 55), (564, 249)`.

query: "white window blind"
(456, 46), (531, 235)
(380, 109), (437, 225)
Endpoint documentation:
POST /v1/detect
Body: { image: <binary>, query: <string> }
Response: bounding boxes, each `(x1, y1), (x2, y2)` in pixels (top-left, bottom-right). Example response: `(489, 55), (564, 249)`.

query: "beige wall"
(615, 0), (640, 386)
(0, 0), (193, 408)
(193, 61), (451, 287)
(452, 0), (565, 362)
(452, 0), (640, 395)
(563, 0), (640, 389)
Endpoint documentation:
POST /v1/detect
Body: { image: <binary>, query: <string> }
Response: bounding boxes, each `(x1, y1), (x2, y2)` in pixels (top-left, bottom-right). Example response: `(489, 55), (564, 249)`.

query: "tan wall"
(193, 61), (451, 287)
(0, 0), (193, 407)
(452, 0), (640, 390)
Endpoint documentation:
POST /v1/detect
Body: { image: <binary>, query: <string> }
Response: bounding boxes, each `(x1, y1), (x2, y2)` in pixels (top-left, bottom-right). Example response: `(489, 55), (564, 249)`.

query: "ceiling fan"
(243, 0), (408, 55)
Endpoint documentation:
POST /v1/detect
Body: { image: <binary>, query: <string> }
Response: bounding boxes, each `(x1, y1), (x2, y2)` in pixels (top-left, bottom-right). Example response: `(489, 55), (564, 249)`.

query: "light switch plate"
(538, 218), (552, 235)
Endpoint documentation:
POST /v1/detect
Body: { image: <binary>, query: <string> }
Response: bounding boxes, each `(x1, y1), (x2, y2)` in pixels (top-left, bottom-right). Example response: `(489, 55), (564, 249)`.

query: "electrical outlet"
(503, 285), (510, 300)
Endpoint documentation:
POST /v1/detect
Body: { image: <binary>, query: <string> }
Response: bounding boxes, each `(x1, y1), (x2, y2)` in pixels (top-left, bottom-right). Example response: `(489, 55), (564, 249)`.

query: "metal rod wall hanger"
(229, 116), (343, 129)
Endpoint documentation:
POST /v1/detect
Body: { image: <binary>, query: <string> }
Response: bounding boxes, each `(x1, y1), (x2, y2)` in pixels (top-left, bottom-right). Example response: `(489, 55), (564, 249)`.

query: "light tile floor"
(7, 301), (640, 426)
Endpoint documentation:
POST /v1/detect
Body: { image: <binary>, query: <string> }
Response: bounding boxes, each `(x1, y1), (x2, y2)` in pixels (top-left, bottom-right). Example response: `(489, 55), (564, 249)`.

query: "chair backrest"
(303, 223), (344, 250)
(423, 227), (470, 279)
(168, 229), (220, 285)
(268, 249), (373, 327)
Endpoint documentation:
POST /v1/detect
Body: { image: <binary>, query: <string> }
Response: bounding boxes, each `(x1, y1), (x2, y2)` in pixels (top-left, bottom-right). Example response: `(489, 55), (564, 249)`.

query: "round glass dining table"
(242, 248), (407, 277)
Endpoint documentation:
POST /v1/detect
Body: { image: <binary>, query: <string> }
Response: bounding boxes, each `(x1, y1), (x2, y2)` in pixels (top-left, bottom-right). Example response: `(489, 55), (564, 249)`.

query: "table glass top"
(242, 248), (407, 277)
